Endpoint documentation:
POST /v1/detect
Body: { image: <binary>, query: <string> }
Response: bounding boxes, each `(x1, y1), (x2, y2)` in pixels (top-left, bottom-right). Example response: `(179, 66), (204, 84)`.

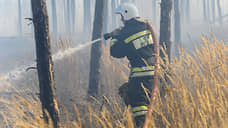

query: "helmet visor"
(115, 6), (122, 14)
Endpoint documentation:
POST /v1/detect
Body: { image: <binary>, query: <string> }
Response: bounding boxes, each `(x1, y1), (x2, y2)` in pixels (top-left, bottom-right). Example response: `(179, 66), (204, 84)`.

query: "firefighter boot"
(118, 82), (130, 105)
(135, 115), (146, 128)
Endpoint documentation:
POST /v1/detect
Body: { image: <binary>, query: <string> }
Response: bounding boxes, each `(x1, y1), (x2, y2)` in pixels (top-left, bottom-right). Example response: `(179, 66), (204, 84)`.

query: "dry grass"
(0, 36), (227, 128)
(152, 36), (228, 128)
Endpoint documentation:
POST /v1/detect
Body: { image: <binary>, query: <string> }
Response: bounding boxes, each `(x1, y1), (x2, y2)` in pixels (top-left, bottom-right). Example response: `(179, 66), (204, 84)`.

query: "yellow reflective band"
(110, 39), (118, 47)
(132, 66), (155, 73)
(131, 71), (155, 77)
(133, 34), (154, 50)
(124, 30), (151, 44)
(132, 106), (148, 113)
(132, 111), (148, 117)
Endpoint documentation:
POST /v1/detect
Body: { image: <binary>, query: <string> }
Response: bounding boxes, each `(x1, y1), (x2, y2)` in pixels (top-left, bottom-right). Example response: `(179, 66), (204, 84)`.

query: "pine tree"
(207, 0), (210, 21)
(84, 0), (92, 33)
(51, 0), (58, 37)
(211, 0), (216, 22)
(104, 0), (109, 33)
(88, 0), (105, 98)
(159, 0), (172, 61)
(217, 0), (222, 24)
(18, 0), (22, 37)
(71, 0), (76, 33)
(174, 0), (181, 57)
(152, 0), (157, 27)
(111, 0), (117, 29)
(31, 0), (60, 127)
(66, 0), (71, 33)
(185, 0), (190, 23)
(203, 0), (208, 22)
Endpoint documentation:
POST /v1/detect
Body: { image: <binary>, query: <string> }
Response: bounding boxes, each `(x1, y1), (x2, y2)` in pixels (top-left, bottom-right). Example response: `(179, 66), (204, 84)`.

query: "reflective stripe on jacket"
(131, 66), (155, 78)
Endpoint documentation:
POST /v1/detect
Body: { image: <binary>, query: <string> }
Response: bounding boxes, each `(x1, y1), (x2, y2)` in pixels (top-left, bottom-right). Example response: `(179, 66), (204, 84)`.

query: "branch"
(26, 67), (37, 72)
(24, 17), (33, 26)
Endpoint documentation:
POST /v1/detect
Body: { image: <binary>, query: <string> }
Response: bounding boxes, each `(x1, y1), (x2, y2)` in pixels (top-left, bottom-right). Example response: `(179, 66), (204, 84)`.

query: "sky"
(0, 0), (228, 37)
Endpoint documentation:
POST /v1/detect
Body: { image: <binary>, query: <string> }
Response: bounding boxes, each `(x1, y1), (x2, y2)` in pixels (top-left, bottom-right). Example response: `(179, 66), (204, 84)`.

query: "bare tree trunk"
(211, 0), (216, 22)
(207, 0), (210, 22)
(174, 0), (181, 57)
(63, 1), (67, 34)
(84, 0), (92, 33)
(104, 0), (109, 33)
(203, 0), (208, 22)
(159, 0), (172, 61)
(31, 0), (60, 127)
(111, 0), (117, 29)
(71, 0), (76, 33)
(18, 0), (22, 37)
(104, 0), (109, 46)
(152, 0), (157, 28)
(88, 0), (105, 98)
(180, 0), (185, 23)
(51, 0), (58, 37)
(185, 0), (190, 23)
(66, 0), (71, 33)
(217, 0), (222, 24)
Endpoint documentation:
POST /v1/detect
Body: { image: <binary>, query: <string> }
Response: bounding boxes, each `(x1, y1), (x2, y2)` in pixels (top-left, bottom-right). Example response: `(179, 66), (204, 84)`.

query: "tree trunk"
(159, 0), (172, 61)
(88, 0), (105, 98)
(111, 0), (117, 29)
(185, 0), (190, 23)
(217, 0), (222, 24)
(211, 0), (216, 22)
(31, 0), (60, 127)
(104, 0), (109, 33)
(207, 0), (210, 22)
(66, 0), (71, 33)
(174, 0), (181, 58)
(63, 1), (67, 34)
(180, 0), (185, 23)
(84, 0), (92, 33)
(71, 0), (76, 33)
(203, 0), (207, 22)
(18, 0), (22, 37)
(152, 0), (157, 28)
(51, 0), (58, 37)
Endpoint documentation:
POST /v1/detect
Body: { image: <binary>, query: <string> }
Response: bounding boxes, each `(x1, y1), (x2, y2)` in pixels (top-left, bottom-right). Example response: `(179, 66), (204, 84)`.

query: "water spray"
(0, 38), (102, 86)
(53, 38), (102, 61)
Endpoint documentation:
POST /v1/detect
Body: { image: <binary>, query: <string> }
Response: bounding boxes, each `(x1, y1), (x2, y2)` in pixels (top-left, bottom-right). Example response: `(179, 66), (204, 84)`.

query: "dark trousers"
(119, 76), (154, 127)
(128, 76), (153, 107)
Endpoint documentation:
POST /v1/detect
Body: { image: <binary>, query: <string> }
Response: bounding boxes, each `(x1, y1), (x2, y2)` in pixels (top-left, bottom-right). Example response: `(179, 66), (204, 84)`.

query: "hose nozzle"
(103, 33), (112, 40)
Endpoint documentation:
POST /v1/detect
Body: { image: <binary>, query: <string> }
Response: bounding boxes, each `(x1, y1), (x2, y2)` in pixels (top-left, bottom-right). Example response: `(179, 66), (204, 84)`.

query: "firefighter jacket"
(110, 17), (156, 78)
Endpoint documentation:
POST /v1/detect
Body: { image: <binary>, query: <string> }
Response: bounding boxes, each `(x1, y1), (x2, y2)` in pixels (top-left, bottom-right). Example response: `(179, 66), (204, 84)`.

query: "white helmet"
(115, 3), (139, 21)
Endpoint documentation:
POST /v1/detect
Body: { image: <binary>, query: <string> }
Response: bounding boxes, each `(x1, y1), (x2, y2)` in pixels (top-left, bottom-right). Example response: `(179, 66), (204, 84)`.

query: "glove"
(104, 33), (111, 40)
(103, 27), (122, 40)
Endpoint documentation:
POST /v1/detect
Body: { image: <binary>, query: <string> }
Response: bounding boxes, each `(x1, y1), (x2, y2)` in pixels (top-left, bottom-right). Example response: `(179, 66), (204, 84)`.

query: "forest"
(0, 0), (228, 128)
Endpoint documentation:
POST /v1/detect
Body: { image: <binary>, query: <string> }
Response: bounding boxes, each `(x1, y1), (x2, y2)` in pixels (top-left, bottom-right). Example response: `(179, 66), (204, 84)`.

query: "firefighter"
(104, 2), (158, 127)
